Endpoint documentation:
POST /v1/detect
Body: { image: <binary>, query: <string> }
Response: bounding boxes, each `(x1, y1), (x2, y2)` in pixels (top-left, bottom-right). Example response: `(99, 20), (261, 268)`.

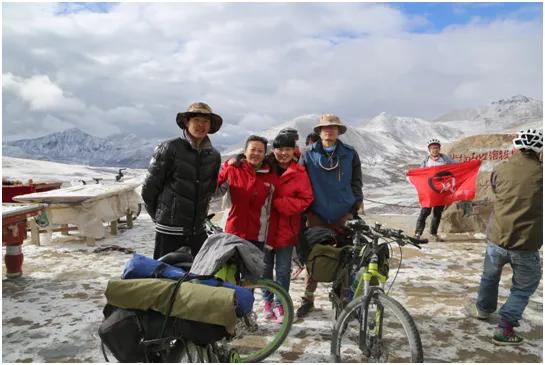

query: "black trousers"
(153, 231), (208, 260)
(415, 206), (445, 235)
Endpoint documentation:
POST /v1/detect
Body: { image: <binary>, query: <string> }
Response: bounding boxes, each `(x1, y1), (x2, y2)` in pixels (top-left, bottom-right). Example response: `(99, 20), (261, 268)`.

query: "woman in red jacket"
(217, 135), (275, 248)
(263, 133), (313, 321)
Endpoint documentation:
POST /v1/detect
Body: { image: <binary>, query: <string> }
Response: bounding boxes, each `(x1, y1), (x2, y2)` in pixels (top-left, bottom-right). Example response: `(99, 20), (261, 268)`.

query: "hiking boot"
(296, 298), (314, 318)
(431, 234), (445, 242)
(493, 326), (523, 345)
(464, 301), (490, 320)
(414, 232), (422, 239)
(273, 303), (284, 323)
(264, 300), (276, 320)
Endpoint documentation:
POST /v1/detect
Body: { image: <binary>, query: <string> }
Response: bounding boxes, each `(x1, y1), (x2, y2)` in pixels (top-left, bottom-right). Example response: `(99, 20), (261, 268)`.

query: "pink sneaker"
(264, 300), (276, 320)
(273, 303), (284, 323)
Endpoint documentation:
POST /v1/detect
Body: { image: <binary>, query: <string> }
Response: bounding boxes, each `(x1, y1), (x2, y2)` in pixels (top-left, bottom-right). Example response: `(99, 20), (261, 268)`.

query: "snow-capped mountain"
(223, 114), (428, 187)
(222, 114), (321, 155)
(3, 96), (542, 181)
(2, 128), (159, 168)
(434, 95), (542, 133)
(222, 95), (542, 187)
(359, 112), (464, 150)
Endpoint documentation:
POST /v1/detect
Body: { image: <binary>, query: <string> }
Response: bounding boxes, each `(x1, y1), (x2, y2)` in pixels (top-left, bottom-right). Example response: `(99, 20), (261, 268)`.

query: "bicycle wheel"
(229, 279), (294, 363)
(331, 291), (423, 363)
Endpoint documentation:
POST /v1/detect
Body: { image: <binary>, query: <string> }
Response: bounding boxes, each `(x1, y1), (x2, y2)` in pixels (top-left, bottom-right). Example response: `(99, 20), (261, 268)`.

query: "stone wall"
(439, 133), (516, 233)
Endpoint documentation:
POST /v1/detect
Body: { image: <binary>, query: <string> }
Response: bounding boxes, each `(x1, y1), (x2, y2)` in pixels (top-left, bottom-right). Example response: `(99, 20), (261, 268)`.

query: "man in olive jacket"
(466, 129), (542, 345)
(142, 102), (222, 259)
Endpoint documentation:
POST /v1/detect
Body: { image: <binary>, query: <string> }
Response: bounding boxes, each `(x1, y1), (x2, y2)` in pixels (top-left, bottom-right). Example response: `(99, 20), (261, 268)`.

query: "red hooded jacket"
(218, 160), (275, 242)
(266, 161), (313, 248)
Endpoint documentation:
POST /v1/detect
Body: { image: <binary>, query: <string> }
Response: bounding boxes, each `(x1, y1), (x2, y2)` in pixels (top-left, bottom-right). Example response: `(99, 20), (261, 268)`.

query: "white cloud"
(238, 113), (277, 131)
(2, 3), (542, 144)
(3, 73), (85, 112)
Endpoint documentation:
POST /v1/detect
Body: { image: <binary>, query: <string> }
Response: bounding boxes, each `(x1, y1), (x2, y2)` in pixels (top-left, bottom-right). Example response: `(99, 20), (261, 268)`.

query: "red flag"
(407, 160), (481, 208)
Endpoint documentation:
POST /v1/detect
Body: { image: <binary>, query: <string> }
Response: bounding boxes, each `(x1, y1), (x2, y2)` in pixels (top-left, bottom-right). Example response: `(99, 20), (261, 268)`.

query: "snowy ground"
(2, 211), (542, 363)
(2, 157), (542, 362)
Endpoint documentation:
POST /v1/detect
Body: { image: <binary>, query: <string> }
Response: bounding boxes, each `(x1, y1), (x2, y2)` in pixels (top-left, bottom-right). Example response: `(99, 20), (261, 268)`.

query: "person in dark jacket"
(296, 114), (363, 318)
(466, 129), (542, 345)
(414, 138), (455, 242)
(141, 102), (222, 259)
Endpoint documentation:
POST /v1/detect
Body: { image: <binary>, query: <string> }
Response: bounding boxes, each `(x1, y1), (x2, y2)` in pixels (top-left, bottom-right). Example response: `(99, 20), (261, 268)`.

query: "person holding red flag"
(411, 139), (456, 241)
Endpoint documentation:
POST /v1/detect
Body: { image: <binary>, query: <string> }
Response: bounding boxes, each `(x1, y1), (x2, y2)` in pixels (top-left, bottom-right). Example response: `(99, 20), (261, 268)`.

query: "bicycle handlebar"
(345, 218), (428, 249)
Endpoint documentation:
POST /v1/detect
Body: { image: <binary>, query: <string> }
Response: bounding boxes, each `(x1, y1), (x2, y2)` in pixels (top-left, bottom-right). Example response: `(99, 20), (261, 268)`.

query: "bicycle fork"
(358, 287), (385, 359)
(357, 256), (387, 359)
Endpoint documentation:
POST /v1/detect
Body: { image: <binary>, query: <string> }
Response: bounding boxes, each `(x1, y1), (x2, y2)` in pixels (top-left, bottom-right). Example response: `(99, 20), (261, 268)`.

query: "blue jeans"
(262, 246), (293, 304)
(476, 241), (542, 328)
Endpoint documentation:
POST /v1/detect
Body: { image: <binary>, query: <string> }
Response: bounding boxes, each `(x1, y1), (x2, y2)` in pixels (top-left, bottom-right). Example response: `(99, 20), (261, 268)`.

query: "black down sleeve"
(141, 141), (173, 221)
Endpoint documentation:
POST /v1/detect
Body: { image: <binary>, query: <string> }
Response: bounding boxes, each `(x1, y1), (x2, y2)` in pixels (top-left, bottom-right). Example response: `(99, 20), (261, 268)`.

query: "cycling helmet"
(427, 138), (441, 148)
(278, 127), (299, 141)
(513, 129), (543, 153)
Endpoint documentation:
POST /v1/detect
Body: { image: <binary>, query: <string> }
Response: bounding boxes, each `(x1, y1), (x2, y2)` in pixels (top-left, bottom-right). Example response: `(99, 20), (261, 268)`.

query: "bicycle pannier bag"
(99, 305), (232, 362)
(98, 307), (146, 362)
(306, 244), (346, 282)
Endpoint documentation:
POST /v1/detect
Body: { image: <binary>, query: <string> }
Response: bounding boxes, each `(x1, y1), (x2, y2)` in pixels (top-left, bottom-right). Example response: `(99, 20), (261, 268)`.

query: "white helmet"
(513, 129), (543, 153)
(427, 138), (441, 148)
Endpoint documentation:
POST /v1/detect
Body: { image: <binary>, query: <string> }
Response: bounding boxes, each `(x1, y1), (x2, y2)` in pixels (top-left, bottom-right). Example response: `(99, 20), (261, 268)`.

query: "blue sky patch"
(392, 2), (542, 33)
(55, 2), (116, 15)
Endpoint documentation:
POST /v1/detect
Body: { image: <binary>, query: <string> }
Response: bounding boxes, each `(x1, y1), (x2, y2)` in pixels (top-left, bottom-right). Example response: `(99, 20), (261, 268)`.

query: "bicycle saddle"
(158, 247), (193, 270)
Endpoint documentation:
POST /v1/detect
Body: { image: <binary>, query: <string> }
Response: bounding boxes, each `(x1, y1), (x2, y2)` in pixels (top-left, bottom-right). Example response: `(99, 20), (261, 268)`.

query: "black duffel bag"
(98, 304), (231, 362)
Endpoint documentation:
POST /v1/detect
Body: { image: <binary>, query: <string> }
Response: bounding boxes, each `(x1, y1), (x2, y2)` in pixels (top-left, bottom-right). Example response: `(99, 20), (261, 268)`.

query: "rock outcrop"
(440, 133), (517, 233)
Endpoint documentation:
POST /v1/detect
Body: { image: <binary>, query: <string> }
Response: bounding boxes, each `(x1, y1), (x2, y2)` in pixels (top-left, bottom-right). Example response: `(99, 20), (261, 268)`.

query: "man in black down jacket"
(142, 102), (222, 258)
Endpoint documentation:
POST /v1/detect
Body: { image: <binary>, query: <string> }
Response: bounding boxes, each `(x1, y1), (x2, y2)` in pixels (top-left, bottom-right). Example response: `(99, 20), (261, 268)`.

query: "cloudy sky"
(2, 2), (543, 145)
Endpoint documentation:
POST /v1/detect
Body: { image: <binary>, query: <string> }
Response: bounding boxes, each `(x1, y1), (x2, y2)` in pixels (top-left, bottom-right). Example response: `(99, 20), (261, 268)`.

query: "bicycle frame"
(343, 226), (390, 300)
(329, 224), (388, 322)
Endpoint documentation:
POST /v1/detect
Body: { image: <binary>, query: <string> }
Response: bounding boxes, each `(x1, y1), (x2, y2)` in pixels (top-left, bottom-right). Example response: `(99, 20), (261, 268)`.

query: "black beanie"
(273, 133), (296, 148)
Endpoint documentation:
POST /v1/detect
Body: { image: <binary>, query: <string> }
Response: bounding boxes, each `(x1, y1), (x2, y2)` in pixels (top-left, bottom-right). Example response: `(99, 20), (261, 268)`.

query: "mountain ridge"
(3, 96), (542, 173)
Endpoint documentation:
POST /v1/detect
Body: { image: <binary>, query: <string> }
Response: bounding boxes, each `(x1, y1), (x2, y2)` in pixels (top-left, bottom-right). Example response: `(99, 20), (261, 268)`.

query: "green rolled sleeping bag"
(105, 278), (237, 334)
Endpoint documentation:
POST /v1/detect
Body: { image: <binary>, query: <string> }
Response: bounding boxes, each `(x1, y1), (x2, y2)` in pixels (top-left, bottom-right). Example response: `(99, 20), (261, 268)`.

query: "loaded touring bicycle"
(98, 215), (294, 363)
(300, 216), (428, 363)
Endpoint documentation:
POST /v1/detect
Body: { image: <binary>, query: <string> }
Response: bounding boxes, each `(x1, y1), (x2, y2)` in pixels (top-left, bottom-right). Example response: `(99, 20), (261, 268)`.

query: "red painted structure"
(2, 204), (46, 278)
(2, 181), (62, 203)
(2, 185), (35, 203)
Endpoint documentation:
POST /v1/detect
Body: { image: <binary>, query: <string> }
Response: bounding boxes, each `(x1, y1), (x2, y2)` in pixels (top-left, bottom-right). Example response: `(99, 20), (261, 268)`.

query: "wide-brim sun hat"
(313, 114), (347, 135)
(176, 102), (223, 134)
